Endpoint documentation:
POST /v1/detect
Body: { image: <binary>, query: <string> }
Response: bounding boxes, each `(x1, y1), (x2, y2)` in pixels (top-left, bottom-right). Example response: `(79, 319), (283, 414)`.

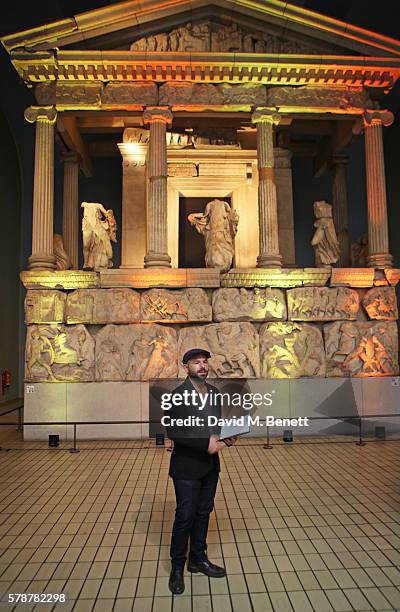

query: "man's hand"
(208, 435), (226, 454)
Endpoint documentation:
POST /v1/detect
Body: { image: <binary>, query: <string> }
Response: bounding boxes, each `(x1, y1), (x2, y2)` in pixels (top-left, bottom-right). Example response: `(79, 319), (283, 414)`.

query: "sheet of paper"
(219, 416), (250, 440)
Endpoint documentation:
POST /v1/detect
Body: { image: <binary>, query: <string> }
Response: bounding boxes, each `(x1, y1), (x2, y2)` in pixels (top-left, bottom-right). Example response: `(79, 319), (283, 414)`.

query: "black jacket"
(166, 377), (222, 479)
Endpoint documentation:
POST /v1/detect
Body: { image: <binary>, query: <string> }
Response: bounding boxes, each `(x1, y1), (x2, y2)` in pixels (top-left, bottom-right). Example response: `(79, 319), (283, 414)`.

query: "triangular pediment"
(2, 0), (400, 58)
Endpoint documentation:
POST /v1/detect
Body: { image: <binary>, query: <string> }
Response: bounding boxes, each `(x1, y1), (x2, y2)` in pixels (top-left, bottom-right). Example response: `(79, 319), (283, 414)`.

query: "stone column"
(143, 107), (172, 268)
(274, 147), (296, 267)
(24, 106), (57, 271)
(61, 152), (80, 269)
(331, 154), (350, 267)
(363, 110), (394, 268)
(251, 110), (282, 268)
(118, 131), (148, 268)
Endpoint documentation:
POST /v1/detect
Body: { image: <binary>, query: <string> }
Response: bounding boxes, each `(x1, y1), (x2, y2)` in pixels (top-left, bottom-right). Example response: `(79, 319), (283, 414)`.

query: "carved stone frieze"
(159, 82), (223, 106)
(212, 288), (286, 322)
(123, 128), (150, 144)
(267, 86), (372, 110)
(216, 83), (267, 106)
(362, 287), (398, 320)
(168, 163), (197, 177)
(25, 290), (66, 324)
(141, 288), (211, 322)
(324, 321), (399, 377)
(25, 324), (94, 382)
(178, 322), (260, 378)
(287, 287), (359, 321)
(66, 289), (140, 324)
(95, 324), (177, 381)
(102, 82), (158, 105)
(130, 21), (323, 54)
(260, 322), (326, 378)
(35, 82), (103, 106)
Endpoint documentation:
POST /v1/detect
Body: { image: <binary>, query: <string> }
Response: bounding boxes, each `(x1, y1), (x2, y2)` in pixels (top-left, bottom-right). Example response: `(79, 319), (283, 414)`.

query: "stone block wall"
(24, 285), (399, 382)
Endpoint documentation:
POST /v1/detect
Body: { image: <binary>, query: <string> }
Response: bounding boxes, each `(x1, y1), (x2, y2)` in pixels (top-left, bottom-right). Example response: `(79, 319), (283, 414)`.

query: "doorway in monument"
(178, 196), (231, 268)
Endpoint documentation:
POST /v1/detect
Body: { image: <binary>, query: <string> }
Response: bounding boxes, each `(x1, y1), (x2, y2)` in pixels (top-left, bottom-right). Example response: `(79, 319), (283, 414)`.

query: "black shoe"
(168, 567), (185, 594)
(187, 558), (226, 577)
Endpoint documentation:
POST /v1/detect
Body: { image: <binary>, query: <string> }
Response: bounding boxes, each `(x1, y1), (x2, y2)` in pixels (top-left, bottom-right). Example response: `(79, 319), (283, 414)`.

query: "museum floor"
(0, 422), (399, 611)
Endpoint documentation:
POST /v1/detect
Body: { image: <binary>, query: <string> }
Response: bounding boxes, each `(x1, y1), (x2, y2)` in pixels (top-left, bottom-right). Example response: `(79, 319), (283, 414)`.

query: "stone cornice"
(10, 51), (400, 89)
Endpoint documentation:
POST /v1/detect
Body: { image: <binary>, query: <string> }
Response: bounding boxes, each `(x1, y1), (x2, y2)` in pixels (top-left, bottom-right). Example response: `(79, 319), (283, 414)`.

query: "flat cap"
(182, 348), (211, 364)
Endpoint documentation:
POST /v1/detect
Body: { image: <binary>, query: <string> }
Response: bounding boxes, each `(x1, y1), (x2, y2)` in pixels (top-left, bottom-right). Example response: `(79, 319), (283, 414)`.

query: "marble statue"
(188, 199), (239, 273)
(53, 234), (71, 270)
(260, 322), (326, 378)
(324, 321), (399, 377)
(311, 200), (340, 267)
(25, 324), (94, 382)
(81, 202), (117, 270)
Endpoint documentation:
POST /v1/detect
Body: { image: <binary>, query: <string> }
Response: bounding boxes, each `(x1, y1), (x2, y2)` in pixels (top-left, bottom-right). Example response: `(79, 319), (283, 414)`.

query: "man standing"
(166, 348), (236, 595)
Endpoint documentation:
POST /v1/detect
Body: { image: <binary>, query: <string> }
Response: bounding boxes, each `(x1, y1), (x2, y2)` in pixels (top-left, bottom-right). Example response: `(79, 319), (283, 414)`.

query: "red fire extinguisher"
(1, 370), (10, 395)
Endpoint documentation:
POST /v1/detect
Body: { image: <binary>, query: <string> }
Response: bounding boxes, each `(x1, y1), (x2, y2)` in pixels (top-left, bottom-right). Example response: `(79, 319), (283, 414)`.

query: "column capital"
(24, 105), (57, 124)
(362, 109), (394, 128)
(143, 106), (172, 126)
(251, 109), (281, 126)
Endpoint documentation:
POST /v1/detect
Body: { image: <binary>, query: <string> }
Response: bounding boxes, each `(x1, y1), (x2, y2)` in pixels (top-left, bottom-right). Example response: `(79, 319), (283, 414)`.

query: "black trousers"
(170, 470), (219, 570)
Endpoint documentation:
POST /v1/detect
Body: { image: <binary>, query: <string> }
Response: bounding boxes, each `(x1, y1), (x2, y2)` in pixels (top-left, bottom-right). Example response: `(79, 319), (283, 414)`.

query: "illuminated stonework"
(324, 321), (399, 377)
(260, 322), (326, 378)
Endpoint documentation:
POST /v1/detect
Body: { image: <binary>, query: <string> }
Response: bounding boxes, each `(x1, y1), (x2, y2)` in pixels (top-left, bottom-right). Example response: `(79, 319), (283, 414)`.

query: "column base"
(367, 253), (393, 268)
(257, 253), (282, 268)
(144, 252), (172, 268)
(28, 254), (56, 271)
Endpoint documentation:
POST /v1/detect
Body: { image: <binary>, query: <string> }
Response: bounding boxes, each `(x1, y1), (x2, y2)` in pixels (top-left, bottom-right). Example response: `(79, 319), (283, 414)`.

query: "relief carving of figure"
(188, 199), (239, 273)
(311, 200), (340, 267)
(26, 331), (56, 381)
(97, 327), (124, 381)
(81, 202), (117, 270)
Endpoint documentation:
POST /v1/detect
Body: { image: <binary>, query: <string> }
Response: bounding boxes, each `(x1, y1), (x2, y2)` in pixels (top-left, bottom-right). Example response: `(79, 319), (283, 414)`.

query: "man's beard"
(189, 369), (208, 380)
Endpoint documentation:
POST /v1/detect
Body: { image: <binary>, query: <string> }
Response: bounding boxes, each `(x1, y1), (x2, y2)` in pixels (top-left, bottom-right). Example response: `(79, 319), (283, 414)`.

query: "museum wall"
(0, 111), (21, 403)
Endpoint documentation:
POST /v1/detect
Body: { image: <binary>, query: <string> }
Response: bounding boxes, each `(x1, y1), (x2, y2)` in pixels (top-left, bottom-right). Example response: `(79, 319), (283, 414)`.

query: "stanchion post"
(263, 423), (273, 449)
(355, 417), (366, 446)
(17, 406), (23, 431)
(69, 423), (80, 453)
